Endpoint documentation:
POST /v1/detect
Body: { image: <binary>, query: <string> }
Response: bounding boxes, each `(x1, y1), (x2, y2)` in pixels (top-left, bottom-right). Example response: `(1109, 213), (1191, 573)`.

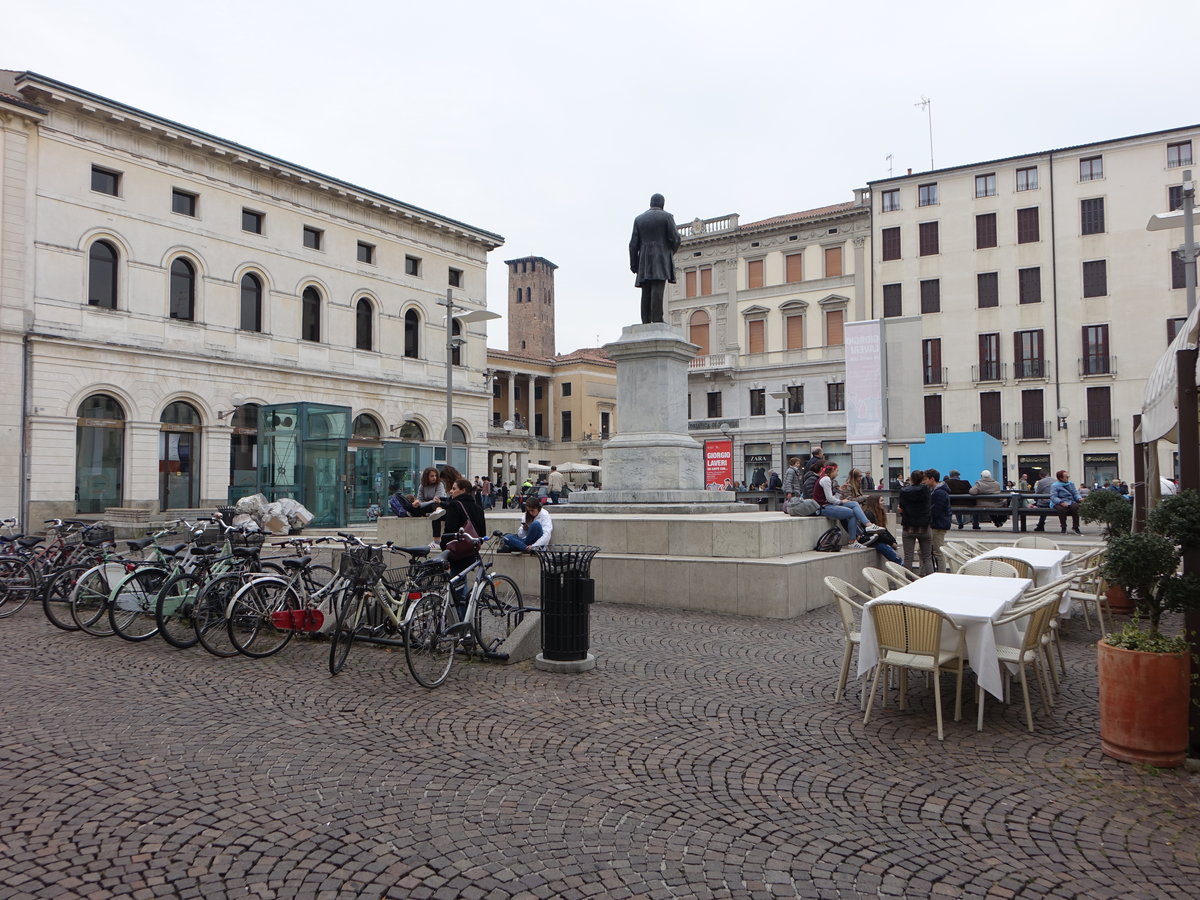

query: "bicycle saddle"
(397, 545), (431, 558)
(82, 537), (113, 547)
(231, 547), (260, 559)
(159, 543), (187, 556)
(17, 536), (44, 548)
(126, 537), (155, 552)
(190, 545), (219, 556)
(281, 556), (312, 569)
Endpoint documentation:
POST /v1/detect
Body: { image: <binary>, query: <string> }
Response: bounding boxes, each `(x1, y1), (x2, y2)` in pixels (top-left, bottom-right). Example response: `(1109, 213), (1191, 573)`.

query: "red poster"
(704, 439), (734, 491)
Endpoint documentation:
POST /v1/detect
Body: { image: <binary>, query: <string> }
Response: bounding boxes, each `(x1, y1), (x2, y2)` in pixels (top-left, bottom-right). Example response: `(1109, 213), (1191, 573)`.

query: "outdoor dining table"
(974, 546), (1070, 588)
(857, 573), (1032, 700)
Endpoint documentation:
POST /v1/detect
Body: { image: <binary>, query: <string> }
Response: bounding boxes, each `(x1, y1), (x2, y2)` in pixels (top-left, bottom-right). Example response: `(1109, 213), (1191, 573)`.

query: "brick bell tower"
(505, 255), (557, 358)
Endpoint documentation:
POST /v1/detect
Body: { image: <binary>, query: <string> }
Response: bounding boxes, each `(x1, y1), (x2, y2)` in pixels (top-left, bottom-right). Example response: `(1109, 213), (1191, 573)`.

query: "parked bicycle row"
(0, 514), (536, 689)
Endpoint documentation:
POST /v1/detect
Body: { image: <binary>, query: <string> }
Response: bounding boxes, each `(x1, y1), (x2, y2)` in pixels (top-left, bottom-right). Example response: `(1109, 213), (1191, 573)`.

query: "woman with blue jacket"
(1049, 470), (1083, 534)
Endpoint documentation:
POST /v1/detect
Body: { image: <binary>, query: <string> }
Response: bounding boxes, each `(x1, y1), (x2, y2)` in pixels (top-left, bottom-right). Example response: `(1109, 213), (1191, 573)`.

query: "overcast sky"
(9, 1), (1194, 353)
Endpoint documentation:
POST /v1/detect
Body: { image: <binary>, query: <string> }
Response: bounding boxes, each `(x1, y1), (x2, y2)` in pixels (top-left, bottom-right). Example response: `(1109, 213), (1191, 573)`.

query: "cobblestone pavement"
(1, 593), (1198, 899)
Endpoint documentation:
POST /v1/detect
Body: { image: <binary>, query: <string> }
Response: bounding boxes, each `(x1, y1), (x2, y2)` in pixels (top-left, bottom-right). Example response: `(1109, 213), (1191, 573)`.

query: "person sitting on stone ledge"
(499, 498), (553, 553)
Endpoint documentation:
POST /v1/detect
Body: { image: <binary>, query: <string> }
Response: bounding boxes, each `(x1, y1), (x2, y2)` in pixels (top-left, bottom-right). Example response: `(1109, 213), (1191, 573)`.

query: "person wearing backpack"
(812, 462), (875, 544)
(899, 470), (935, 576)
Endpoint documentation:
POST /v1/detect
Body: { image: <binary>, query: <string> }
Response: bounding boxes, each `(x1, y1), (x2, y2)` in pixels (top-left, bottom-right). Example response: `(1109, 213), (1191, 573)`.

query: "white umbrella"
(557, 462), (602, 473)
(527, 463), (551, 473)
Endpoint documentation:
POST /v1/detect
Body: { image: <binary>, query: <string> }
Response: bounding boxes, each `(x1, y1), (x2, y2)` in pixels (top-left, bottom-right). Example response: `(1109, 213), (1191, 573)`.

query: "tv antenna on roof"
(914, 96), (934, 170)
(885, 153), (894, 177)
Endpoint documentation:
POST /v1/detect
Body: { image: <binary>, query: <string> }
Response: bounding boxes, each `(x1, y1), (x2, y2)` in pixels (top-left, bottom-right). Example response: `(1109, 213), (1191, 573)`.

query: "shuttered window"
(980, 392), (1002, 440)
(747, 319), (765, 354)
(700, 267), (713, 296)
(785, 253), (803, 283)
(1018, 267), (1041, 304)
(685, 270), (697, 298)
(883, 283), (902, 317)
(881, 227), (901, 261)
(977, 272), (999, 308)
(1081, 197), (1105, 235)
(1017, 207), (1040, 243)
(924, 395), (943, 435)
(824, 246), (843, 277)
(1083, 260), (1107, 297)
(919, 222), (939, 256)
(689, 310), (710, 356)
(747, 259), (764, 289)
(825, 309), (844, 346)
(976, 213), (997, 249)
(920, 279), (940, 314)
(786, 314), (805, 350)
(922, 338), (942, 385)
(1087, 386), (1112, 436)
(1021, 389), (1045, 439)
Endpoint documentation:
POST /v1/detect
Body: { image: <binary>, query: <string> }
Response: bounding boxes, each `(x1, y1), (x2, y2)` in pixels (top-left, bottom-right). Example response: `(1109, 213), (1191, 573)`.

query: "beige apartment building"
(0, 71), (503, 526)
(668, 196), (873, 484)
(869, 124), (1197, 487)
(485, 256), (616, 489)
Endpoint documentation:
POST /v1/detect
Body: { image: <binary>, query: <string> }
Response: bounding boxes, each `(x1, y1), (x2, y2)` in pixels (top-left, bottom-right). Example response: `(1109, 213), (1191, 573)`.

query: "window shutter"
(747, 259), (764, 289)
(748, 319), (764, 354)
(786, 314), (805, 350)
(824, 247), (843, 277)
(826, 309), (844, 346)
(785, 253), (803, 283)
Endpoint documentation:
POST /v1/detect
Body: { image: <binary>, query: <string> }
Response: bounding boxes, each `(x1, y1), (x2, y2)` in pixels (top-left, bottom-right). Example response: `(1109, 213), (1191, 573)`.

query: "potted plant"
(1096, 490), (1200, 768)
(1079, 488), (1135, 612)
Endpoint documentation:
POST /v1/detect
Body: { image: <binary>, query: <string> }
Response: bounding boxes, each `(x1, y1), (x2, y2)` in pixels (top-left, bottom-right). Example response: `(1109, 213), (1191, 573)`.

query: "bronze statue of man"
(629, 193), (681, 324)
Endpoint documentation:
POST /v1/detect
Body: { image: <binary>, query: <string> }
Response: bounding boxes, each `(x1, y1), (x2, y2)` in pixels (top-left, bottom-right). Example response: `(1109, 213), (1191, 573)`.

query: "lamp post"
(437, 289), (500, 474)
(769, 390), (790, 471)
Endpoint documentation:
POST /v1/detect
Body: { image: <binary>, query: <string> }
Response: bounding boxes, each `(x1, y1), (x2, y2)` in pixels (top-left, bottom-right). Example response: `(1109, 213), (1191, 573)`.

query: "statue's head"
(650, 193), (665, 209)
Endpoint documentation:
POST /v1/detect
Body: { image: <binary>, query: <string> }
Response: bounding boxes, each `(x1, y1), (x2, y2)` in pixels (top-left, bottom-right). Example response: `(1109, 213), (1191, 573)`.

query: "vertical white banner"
(845, 320), (883, 444)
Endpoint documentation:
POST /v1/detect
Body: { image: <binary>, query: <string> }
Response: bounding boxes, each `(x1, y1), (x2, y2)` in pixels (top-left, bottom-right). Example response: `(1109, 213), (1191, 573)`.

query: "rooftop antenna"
(914, 96), (934, 170)
(885, 153), (894, 177)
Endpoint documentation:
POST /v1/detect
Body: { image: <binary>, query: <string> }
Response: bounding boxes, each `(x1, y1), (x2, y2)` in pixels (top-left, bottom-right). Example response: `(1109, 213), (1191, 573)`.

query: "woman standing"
(898, 469), (934, 576)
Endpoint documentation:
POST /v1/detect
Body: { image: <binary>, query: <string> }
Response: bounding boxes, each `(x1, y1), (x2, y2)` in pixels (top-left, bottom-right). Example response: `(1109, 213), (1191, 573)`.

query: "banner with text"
(845, 320), (884, 444)
(704, 439), (734, 490)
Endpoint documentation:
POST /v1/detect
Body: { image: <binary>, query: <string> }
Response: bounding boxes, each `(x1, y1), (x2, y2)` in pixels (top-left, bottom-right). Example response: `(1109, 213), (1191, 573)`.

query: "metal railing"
(1014, 358), (1050, 380)
(1078, 355), (1117, 377)
(972, 362), (1005, 383)
(1015, 420), (1051, 441)
(922, 366), (947, 386)
(973, 421), (1008, 441)
(1080, 418), (1119, 440)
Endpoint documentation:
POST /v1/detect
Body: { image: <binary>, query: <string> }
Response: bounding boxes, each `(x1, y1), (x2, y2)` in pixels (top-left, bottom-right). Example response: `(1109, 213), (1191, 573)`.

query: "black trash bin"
(533, 544), (600, 662)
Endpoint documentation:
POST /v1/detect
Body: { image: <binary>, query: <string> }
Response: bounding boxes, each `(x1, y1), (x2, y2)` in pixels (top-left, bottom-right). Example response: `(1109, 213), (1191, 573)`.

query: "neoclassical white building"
(0, 71), (503, 526)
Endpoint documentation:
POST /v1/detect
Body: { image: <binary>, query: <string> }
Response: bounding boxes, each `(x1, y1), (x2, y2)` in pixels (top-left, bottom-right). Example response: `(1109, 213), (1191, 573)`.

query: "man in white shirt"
(547, 466), (565, 504)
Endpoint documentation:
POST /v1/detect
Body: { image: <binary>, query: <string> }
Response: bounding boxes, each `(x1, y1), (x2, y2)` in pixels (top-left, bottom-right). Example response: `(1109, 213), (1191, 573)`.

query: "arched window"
(404, 309), (420, 358)
(160, 400), (201, 510)
(451, 317), (463, 366)
(689, 309), (711, 356)
(352, 413), (381, 440)
(88, 241), (118, 309)
(301, 287), (321, 342)
(75, 393), (125, 512)
(169, 258), (195, 320)
(395, 420), (424, 440)
(356, 298), (373, 351)
(240, 273), (262, 332)
(451, 424), (467, 443)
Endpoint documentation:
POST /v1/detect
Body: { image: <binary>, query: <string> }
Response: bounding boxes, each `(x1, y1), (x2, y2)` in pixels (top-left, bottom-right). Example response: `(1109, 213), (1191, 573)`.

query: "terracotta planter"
(1105, 584), (1134, 615)
(1097, 639), (1190, 768)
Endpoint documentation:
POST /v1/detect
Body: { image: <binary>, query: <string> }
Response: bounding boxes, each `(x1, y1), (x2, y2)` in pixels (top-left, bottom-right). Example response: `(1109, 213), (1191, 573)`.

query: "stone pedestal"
(563, 323), (747, 514)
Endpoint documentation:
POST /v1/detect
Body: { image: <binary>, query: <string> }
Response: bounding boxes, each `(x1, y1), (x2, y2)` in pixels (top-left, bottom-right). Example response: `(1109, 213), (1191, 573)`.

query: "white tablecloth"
(857, 573), (1032, 699)
(975, 547), (1069, 588)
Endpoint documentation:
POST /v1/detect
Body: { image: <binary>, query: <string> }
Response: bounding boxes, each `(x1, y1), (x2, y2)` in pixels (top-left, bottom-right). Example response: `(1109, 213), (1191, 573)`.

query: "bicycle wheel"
(156, 572), (203, 649)
(71, 563), (124, 636)
(0, 556), (39, 618)
(42, 563), (90, 631)
(328, 587), (366, 675)
(304, 564), (336, 590)
(109, 568), (167, 641)
(227, 579), (297, 658)
(404, 592), (458, 688)
(472, 574), (525, 655)
(193, 573), (244, 658)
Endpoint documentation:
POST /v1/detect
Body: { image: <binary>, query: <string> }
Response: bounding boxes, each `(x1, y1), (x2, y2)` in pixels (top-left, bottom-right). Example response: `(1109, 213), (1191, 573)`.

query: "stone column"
(546, 376), (555, 442)
(526, 375), (535, 437)
(507, 372), (515, 424)
(127, 422), (163, 512)
(203, 424), (233, 508)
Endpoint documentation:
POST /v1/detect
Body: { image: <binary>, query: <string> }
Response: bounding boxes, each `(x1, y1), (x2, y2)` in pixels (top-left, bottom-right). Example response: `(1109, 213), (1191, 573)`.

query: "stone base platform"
(378, 511), (870, 619)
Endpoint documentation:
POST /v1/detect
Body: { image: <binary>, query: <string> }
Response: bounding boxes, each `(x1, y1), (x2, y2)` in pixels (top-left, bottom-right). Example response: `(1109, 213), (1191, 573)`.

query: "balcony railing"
(678, 214), (740, 238)
(974, 421), (1008, 441)
(922, 366), (947, 386)
(1015, 420), (1051, 441)
(1081, 418), (1119, 440)
(689, 353), (735, 372)
(1014, 358), (1050, 380)
(972, 362), (1005, 383)
(1079, 355), (1117, 377)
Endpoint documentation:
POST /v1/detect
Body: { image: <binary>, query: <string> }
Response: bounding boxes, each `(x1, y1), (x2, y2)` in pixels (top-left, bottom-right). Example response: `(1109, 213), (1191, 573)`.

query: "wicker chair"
(1063, 565), (1110, 633)
(984, 555), (1036, 581)
(824, 576), (874, 706)
(883, 560), (920, 584)
(1065, 546), (1104, 571)
(939, 544), (974, 570)
(959, 538), (990, 555)
(1014, 535), (1060, 550)
(861, 567), (895, 598)
(980, 595), (1060, 732)
(957, 559), (1020, 578)
(863, 601), (966, 741)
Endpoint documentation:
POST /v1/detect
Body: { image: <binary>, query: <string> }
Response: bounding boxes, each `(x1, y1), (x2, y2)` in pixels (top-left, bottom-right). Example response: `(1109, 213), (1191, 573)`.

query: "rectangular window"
(303, 226), (323, 250)
(1167, 140), (1193, 168)
(1080, 197), (1105, 235)
(1016, 207), (1040, 243)
(978, 333), (1001, 381)
(1016, 166), (1038, 191)
(1168, 316), (1187, 345)
(171, 189), (197, 217)
(448, 267), (463, 287)
(1169, 185), (1185, 211)
(707, 391), (723, 419)
(749, 388), (765, 417)
(405, 255), (421, 276)
(561, 382), (572, 397)
(824, 246), (843, 277)
(786, 385), (804, 414)
(1087, 386), (1112, 437)
(785, 313), (804, 350)
(922, 338), (942, 385)
(357, 241), (375, 264)
(1171, 251), (1186, 289)
(700, 267), (713, 296)
(747, 319), (765, 354)
(535, 384), (544, 400)
(976, 213), (997, 249)
(924, 394), (943, 435)
(1018, 267), (1042, 304)
(881, 226), (901, 261)
(881, 188), (900, 212)
(1014, 329), (1045, 378)
(747, 259), (764, 289)
(825, 309), (844, 346)
(920, 279), (940, 314)
(242, 209), (264, 234)
(980, 391), (1003, 440)
(918, 221), (939, 256)
(1083, 259), (1108, 297)
(785, 253), (803, 283)
(883, 283), (903, 318)
(977, 272), (999, 308)
(91, 166), (120, 196)
(1021, 390), (1046, 440)
(561, 410), (572, 442)
(600, 411), (610, 437)
(1082, 324), (1110, 375)
(827, 382), (845, 412)
(685, 270), (697, 298)
(1080, 155), (1103, 182)
(918, 183), (938, 207)
(975, 173), (997, 198)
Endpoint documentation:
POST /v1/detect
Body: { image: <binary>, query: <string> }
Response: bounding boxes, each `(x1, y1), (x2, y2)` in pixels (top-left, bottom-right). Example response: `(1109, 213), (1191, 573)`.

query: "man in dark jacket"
(944, 469), (972, 529)
(925, 468), (952, 571)
(629, 194), (681, 324)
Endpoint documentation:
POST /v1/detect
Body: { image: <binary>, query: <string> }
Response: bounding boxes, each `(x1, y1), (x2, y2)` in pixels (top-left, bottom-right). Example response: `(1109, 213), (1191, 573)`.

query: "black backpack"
(814, 527), (844, 552)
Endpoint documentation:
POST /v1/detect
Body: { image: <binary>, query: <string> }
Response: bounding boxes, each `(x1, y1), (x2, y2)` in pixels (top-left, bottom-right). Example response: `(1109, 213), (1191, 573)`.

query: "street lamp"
(769, 390), (790, 469)
(437, 289), (500, 473)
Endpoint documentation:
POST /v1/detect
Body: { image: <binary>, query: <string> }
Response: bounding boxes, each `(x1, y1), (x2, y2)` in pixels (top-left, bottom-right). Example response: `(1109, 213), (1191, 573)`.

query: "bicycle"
(2, 519), (109, 619)
(403, 532), (527, 688)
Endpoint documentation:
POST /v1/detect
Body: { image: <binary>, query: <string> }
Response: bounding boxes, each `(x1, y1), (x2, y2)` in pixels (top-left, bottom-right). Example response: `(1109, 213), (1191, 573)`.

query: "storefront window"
(76, 394), (125, 513)
(160, 401), (201, 510)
